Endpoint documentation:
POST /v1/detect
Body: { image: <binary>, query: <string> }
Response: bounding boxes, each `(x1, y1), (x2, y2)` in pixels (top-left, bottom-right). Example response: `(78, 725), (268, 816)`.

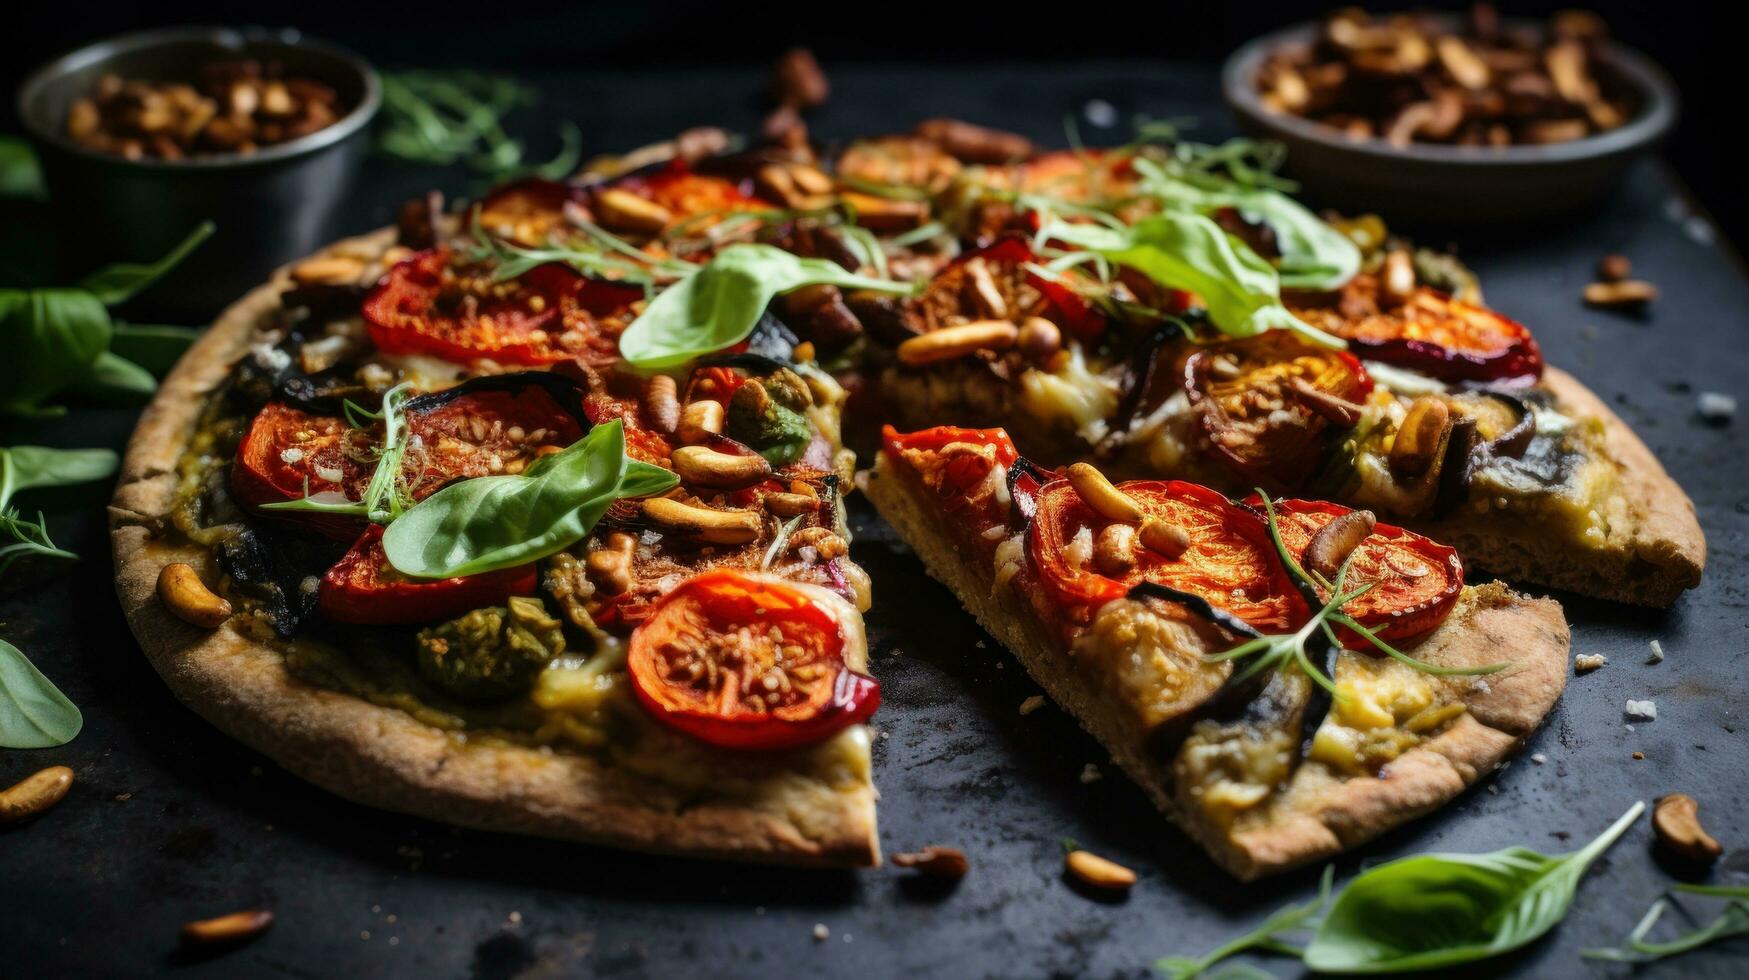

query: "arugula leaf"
(618, 244), (915, 369)
(1039, 216), (1342, 349)
(0, 638), (83, 748)
(1304, 802), (1645, 973)
(1583, 884), (1749, 963)
(1, 287), (113, 417)
(1156, 866), (1332, 979)
(78, 222), (215, 306)
(382, 420), (678, 579)
(1130, 155), (1359, 291)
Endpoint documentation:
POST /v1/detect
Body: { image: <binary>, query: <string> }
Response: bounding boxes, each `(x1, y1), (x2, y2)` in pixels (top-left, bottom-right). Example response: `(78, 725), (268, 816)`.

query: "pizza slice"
(866, 424), (1569, 879)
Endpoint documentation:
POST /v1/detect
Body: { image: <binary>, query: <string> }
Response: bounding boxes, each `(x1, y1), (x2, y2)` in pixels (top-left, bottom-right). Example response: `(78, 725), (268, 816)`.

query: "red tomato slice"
(583, 390), (674, 467)
(1289, 275), (1543, 383)
(1017, 148), (1138, 204)
(603, 162), (771, 228)
(627, 569), (880, 750)
(318, 525), (537, 625)
(233, 377), (586, 537)
(1028, 478), (1303, 631)
(1247, 497), (1464, 644)
(476, 177), (586, 245)
(363, 248), (640, 366)
(1185, 331), (1374, 491)
(881, 424), (1022, 520)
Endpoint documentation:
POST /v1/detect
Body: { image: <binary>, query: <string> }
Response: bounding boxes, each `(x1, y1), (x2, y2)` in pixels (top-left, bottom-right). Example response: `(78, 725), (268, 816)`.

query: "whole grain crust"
(867, 455), (1569, 880)
(110, 231), (878, 868)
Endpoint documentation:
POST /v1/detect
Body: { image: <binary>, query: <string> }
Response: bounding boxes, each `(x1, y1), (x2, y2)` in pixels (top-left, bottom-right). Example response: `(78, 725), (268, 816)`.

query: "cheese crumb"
(1531, 753), (1547, 764)
(1625, 699), (1657, 721)
(1079, 764), (1102, 784)
(1647, 640), (1665, 664)
(1019, 695), (1046, 716)
(812, 923), (829, 941)
(1574, 653), (1608, 673)
(1697, 391), (1736, 424)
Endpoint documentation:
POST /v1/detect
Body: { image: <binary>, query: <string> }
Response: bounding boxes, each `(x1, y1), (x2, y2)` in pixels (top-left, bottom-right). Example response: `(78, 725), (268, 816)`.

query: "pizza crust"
(110, 231), (879, 868)
(867, 455), (1569, 880)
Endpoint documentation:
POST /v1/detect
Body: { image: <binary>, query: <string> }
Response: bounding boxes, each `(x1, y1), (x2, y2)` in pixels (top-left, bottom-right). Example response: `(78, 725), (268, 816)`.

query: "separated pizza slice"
(865, 424), (1570, 879)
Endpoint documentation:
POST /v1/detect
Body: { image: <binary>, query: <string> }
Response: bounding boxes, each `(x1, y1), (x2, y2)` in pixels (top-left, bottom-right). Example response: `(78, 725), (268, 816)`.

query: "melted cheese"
(1018, 342), (1119, 440)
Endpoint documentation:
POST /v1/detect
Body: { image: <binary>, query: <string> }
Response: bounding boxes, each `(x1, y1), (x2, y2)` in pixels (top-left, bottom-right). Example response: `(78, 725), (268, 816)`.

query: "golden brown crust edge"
(867, 456), (1569, 880)
(109, 231), (878, 869)
(1425, 367), (1704, 607)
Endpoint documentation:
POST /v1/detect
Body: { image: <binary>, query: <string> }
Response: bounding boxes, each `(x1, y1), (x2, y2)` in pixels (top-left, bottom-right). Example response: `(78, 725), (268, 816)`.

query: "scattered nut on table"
(0, 766), (75, 824)
(1652, 793), (1723, 864)
(181, 909), (275, 947)
(1065, 849), (1137, 890)
(892, 845), (970, 878)
(1583, 279), (1658, 309)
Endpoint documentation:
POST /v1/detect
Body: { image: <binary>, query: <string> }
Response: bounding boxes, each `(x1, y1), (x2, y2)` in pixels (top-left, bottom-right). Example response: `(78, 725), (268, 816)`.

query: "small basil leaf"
(1, 446), (119, 506)
(0, 637), (83, 748)
(0, 135), (44, 199)
(1, 287), (113, 417)
(78, 221), (215, 307)
(69, 350), (158, 402)
(1304, 802), (1645, 973)
(109, 324), (198, 377)
(618, 244), (915, 370)
(382, 420), (678, 579)
(1041, 215), (1342, 349)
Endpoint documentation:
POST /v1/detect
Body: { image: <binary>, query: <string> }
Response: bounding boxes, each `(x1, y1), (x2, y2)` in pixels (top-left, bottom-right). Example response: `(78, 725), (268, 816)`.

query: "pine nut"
(896, 321), (1018, 366)
(1065, 850), (1136, 890)
(1139, 518), (1191, 559)
(644, 375), (680, 434)
(0, 766), (74, 824)
(641, 498), (762, 545)
(1305, 510), (1377, 580)
(1064, 463), (1142, 524)
(963, 258), (1009, 319)
(290, 255), (365, 287)
(1094, 523), (1138, 576)
(595, 189), (672, 235)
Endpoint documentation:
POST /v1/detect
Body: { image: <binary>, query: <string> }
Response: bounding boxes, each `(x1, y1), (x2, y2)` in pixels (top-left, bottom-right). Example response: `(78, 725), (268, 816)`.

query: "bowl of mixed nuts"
(17, 26), (380, 313)
(1222, 8), (1676, 225)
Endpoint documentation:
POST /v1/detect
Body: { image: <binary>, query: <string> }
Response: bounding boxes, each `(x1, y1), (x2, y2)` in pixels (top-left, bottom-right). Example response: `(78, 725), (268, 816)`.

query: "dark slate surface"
(2, 62), (1746, 979)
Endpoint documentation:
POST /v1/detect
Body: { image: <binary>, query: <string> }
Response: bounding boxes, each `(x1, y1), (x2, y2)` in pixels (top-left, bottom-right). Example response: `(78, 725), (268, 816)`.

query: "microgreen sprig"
(1583, 884), (1749, 964)
(262, 383), (417, 524)
(1156, 866), (1334, 979)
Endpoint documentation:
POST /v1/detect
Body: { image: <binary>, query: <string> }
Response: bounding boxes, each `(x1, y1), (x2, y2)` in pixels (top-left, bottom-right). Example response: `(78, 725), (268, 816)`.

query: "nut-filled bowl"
(18, 26), (381, 315)
(1221, 16), (1677, 226)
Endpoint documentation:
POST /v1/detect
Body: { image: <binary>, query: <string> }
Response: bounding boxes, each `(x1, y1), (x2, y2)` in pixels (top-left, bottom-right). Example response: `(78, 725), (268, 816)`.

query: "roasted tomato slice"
(881, 424), (1021, 518)
(598, 162), (771, 232)
(234, 374), (586, 537)
(1185, 332), (1374, 491)
(906, 236), (1108, 340)
(627, 569), (880, 750)
(1249, 497), (1463, 643)
(476, 177), (586, 245)
(1288, 273), (1543, 383)
(1027, 478), (1302, 631)
(363, 248), (640, 366)
(318, 525), (537, 625)
(1017, 148), (1138, 204)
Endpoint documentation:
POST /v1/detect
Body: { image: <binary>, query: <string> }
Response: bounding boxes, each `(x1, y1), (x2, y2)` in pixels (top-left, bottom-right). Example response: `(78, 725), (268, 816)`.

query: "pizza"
(109, 115), (1695, 871)
(865, 425), (1568, 879)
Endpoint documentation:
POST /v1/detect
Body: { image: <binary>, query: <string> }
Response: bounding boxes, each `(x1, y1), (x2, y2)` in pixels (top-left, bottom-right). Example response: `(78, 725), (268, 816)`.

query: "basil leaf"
(1132, 158), (1360, 291)
(1, 446), (119, 506)
(1157, 866), (1333, 979)
(0, 638), (82, 748)
(109, 324), (198, 377)
(382, 420), (678, 579)
(0, 135), (44, 199)
(1041, 215), (1342, 349)
(1304, 802), (1645, 973)
(78, 222), (215, 307)
(0, 287), (113, 417)
(618, 244), (915, 370)
(69, 350), (158, 402)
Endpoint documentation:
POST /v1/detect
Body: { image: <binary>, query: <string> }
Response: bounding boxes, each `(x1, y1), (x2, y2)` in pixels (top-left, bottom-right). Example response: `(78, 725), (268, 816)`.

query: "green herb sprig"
(1303, 802), (1645, 972)
(1156, 866), (1333, 979)
(378, 72), (581, 182)
(1583, 883), (1749, 963)
(262, 383), (417, 523)
(0, 445), (118, 578)
(1, 222), (213, 417)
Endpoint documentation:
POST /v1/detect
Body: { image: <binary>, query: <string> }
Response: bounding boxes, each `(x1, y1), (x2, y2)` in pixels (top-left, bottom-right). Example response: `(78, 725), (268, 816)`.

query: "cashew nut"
(962, 258), (1008, 319)
(585, 532), (638, 596)
(641, 498), (763, 545)
(1064, 463), (1143, 524)
(1305, 510), (1378, 580)
(157, 563), (232, 628)
(891, 845), (970, 878)
(290, 255), (365, 287)
(671, 445), (773, 490)
(1065, 849), (1136, 890)
(594, 189), (672, 235)
(896, 320), (1018, 366)
(676, 400), (726, 445)
(0, 766), (74, 824)
(1381, 248), (1416, 305)
(764, 491), (820, 517)
(181, 909), (275, 947)
(1653, 793), (1723, 864)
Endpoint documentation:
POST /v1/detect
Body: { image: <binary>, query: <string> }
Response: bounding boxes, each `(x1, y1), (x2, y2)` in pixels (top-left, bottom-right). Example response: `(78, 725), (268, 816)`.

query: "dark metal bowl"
(17, 26), (381, 315)
(1221, 19), (1678, 227)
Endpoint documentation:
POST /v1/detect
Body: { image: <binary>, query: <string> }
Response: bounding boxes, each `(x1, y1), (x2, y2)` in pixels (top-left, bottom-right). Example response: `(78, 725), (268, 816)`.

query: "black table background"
(3, 62), (1747, 979)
